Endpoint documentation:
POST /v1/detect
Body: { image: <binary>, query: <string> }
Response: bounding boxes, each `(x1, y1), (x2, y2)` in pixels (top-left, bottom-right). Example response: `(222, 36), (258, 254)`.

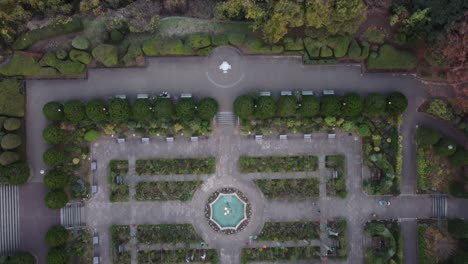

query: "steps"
(216, 112), (237, 126)
(60, 203), (82, 229)
(432, 194), (447, 219)
(0, 184), (20, 255)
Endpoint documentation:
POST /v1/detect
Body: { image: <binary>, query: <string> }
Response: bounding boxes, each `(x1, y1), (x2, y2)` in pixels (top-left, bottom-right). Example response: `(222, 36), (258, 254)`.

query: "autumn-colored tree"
(443, 16), (468, 92)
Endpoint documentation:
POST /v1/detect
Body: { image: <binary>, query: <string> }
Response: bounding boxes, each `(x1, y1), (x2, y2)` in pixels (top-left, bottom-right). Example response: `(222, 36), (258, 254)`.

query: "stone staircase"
(216, 112), (237, 126)
(0, 184), (20, 255)
(432, 194), (447, 219)
(60, 203), (83, 229)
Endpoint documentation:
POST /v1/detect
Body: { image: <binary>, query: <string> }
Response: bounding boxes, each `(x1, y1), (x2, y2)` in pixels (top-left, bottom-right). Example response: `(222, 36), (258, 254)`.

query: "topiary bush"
(0, 152), (20, 166)
(386, 92), (408, 116)
(55, 50), (67, 60)
(176, 98), (196, 121)
(347, 39), (362, 58)
(0, 162), (30, 184)
(92, 44), (118, 67)
(415, 127), (441, 147)
(45, 225), (70, 247)
(45, 191), (69, 209)
(364, 94), (386, 116)
(46, 247), (68, 264)
(303, 38), (321, 58)
(298, 95), (319, 117)
(154, 98), (174, 119)
(108, 98), (130, 122)
(85, 99), (107, 122)
(132, 99), (153, 121)
(42, 125), (67, 145)
(434, 138), (457, 157)
(63, 100), (85, 123)
(283, 37), (304, 51)
(44, 170), (68, 190)
(341, 93), (363, 117)
(277, 96), (297, 117)
(43, 102), (64, 121)
(1, 134), (21, 150)
(197, 98), (219, 120)
(71, 36), (90, 50)
(325, 35), (352, 58)
(3, 118), (21, 131)
(84, 130), (99, 142)
(186, 34), (211, 49)
(43, 148), (68, 167)
(69, 50), (92, 65)
(320, 95), (341, 116)
(109, 29), (124, 44)
(320, 46), (333, 58)
(255, 96), (275, 119)
(234, 95), (254, 119)
(426, 99), (453, 121)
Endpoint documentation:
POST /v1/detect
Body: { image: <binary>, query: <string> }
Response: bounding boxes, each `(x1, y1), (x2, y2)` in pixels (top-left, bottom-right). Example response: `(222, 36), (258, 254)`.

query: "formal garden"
(241, 246), (320, 263)
(325, 155), (347, 198)
(45, 225), (93, 264)
(234, 91), (406, 195)
(136, 157), (216, 176)
(326, 218), (347, 259)
(108, 160), (129, 202)
(364, 220), (403, 264)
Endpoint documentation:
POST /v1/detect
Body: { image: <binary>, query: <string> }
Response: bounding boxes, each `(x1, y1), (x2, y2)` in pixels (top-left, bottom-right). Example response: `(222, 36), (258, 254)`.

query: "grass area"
(255, 178), (320, 199)
(108, 160), (129, 202)
(0, 79), (25, 117)
(138, 249), (219, 264)
(241, 246), (320, 263)
(110, 225), (131, 264)
(135, 181), (201, 201)
(327, 218), (347, 258)
(257, 221), (320, 241)
(325, 155), (347, 198)
(135, 157), (215, 175)
(239, 155), (318, 173)
(367, 45), (417, 71)
(137, 224), (202, 245)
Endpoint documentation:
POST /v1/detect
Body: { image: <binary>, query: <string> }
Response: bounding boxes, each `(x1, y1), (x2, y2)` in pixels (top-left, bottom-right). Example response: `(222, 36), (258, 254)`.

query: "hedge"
(63, 100), (86, 122)
(142, 38), (191, 56)
(298, 95), (319, 117)
(415, 127), (441, 147)
(71, 36), (90, 50)
(0, 52), (58, 77)
(45, 190), (69, 209)
(240, 155), (318, 173)
(85, 99), (107, 122)
(211, 35), (229, 46)
(42, 125), (67, 145)
(320, 46), (333, 58)
(227, 33), (246, 46)
(234, 95), (254, 119)
(255, 96), (275, 119)
(347, 39), (362, 58)
(341, 93), (363, 117)
(304, 38), (321, 58)
(320, 95), (341, 116)
(197, 97), (219, 120)
(92, 44), (118, 67)
(45, 225), (69, 247)
(43, 148), (68, 167)
(0, 79), (25, 117)
(175, 98), (196, 121)
(434, 138), (457, 156)
(4, 118), (21, 131)
(13, 18), (83, 50)
(325, 35), (352, 58)
(4, 252), (35, 264)
(277, 96), (297, 117)
(69, 50), (92, 65)
(186, 34), (211, 49)
(43, 101), (64, 121)
(46, 247), (68, 264)
(153, 98), (174, 119)
(108, 98), (130, 122)
(386, 92), (408, 116)
(1, 134), (22, 149)
(368, 45), (417, 70)
(0, 152), (20, 166)
(364, 94), (386, 116)
(131, 99), (152, 121)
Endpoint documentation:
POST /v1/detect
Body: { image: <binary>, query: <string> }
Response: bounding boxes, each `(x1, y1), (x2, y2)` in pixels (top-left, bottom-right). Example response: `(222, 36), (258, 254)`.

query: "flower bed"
(135, 181), (201, 201)
(137, 224), (202, 245)
(257, 221), (320, 241)
(138, 249), (219, 264)
(327, 218), (347, 258)
(239, 155), (318, 173)
(110, 225), (131, 264)
(364, 220), (402, 264)
(241, 246), (320, 262)
(136, 157), (215, 175)
(325, 155), (347, 198)
(255, 178), (320, 199)
(108, 160), (129, 202)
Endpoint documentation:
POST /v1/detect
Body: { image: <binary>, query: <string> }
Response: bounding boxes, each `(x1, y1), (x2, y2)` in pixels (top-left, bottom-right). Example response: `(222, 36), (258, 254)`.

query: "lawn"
(257, 221), (320, 241)
(108, 160), (129, 202)
(241, 247), (320, 262)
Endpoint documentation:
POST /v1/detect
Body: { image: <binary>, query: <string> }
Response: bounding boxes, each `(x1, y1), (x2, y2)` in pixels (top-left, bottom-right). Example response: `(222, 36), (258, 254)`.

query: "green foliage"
(0, 162), (30, 184)
(153, 98), (174, 120)
(234, 95), (254, 119)
(46, 247), (68, 264)
(277, 96), (297, 117)
(175, 98), (196, 121)
(304, 38), (321, 58)
(426, 99), (453, 121)
(325, 155), (347, 197)
(0, 52), (58, 77)
(84, 130), (99, 142)
(449, 149), (468, 167)
(197, 97), (219, 120)
(122, 43), (142, 65)
(363, 26), (386, 44)
(44, 169), (68, 190)
(3, 118), (21, 131)
(415, 127), (441, 147)
(45, 190), (69, 209)
(64, 100), (85, 122)
(386, 92), (408, 116)
(71, 36), (90, 50)
(211, 35), (229, 46)
(85, 99), (107, 122)
(108, 160), (129, 202)
(42, 125), (66, 145)
(39, 52), (85, 75)
(1, 134), (21, 149)
(255, 96), (275, 119)
(241, 246), (320, 262)
(368, 45), (417, 70)
(136, 158), (215, 175)
(135, 181), (201, 201)
(320, 95), (341, 116)
(132, 99), (152, 121)
(258, 221), (320, 241)
(418, 225), (428, 264)
(320, 46), (333, 58)
(0, 152), (20, 166)
(341, 93), (363, 117)
(0, 79), (25, 117)
(13, 18), (83, 50)
(240, 155), (318, 173)
(298, 95), (319, 117)
(43, 147), (68, 167)
(347, 39), (362, 58)
(364, 94), (386, 116)
(43, 101), (64, 121)
(108, 98), (130, 122)
(434, 138), (457, 157)
(46, 225), (69, 247)
(138, 249), (218, 264)
(137, 224), (202, 244)
(4, 252), (35, 264)
(448, 219), (468, 239)
(325, 35), (352, 58)
(256, 178), (320, 199)
(186, 34), (211, 49)
(283, 37), (304, 51)
(69, 50), (92, 65)
(449, 181), (468, 198)
(55, 49), (67, 60)
(92, 44), (118, 67)
(142, 37), (190, 56)
(109, 29), (124, 44)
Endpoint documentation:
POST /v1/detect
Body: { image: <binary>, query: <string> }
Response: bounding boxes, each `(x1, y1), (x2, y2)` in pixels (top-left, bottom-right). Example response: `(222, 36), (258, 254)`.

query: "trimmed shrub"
(341, 93), (363, 117)
(255, 96), (275, 119)
(43, 148), (68, 167)
(360, 41), (370, 59)
(298, 95), (319, 117)
(283, 37), (304, 51)
(198, 98), (219, 120)
(122, 43), (142, 65)
(415, 127), (441, 147)
(0, 79), (25, 117)
(320, 46), (333, 58)
(175, 98), (196, 121)
(132, 99), (153, 121)
(69, 50), (92, 64)
(0, 152), (20, 166)
(40, 53), (86, 74)
(449, 149), (468, 167)
(304, 38), (321, 58)
(277, 96), (297, 117)
(108, 98), (130, 122)
(3, 118), (21, 131)
(234, 95), (254, 119)
(0, 52), (58, 77)
(13, 18), (83, 50)
(110, 30), (124, 44)
(212, 35), (229, 46)
(64, 100), (85, 122)
(0, 162), (30, 184)
(325, 35), (352, 58)
(347, 39), (362, 58)
(46, 247), (67, 264)
(186, 34), (211, 49)
(386, 92), (408, 116)
(320, 95), (341, 116)
(4, 252), (35, 264)
(85, 99), (107, 122)
(142, 38), (190, 56)
(84, 130), (99, 142)
(92, 44), (118, 67)
(45, 191), (69, 209)
(434, 138), (457, 157)
(44, 170), (68, 190)
(42, 125), (67, 145)
(55, 50), (67, 60)
(364, 94), (386, 116)
(46, 225), (69, 247)
(368, 45), (417, 70)
(43, 102), (64, 121)
(1, 134), (21, 150)
(227, 33), (245, 46)
(154, 98), (174, 119)
(71, 36), (90, 50)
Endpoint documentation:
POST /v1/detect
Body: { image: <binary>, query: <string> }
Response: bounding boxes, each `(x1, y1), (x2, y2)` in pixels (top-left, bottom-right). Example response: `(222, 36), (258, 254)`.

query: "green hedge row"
(135, 158), (215, 175)
(255, 178), (320, 199)
(137, 224), (202, 244)
(135, 181), (201, 201)
(241, 246), (320, 262)
(258, 221), (320, 241)
(239, 155), (318, 173)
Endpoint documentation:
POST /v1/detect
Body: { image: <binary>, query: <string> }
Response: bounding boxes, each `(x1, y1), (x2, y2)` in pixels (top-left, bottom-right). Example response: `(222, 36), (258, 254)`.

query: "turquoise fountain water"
(210, 194), (246, 229)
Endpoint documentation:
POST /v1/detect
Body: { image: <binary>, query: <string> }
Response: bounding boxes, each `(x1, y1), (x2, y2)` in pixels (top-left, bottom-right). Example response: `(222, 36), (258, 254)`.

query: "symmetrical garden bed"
(255, 178), (320, 199)
(241, 246), (320, 262)
(257, 221), (320, 241)
(137, 224), (202, 245)
(45, 225), (93, 264)
(135, 181), (201, 201)
(138, 249), (219, 264)
(327, 218), (347, 258)
(136, 157), (216, 175)
(108, 160), (129, 202)
(239, 155), (318, 173)
(325, 155), (347, 198)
